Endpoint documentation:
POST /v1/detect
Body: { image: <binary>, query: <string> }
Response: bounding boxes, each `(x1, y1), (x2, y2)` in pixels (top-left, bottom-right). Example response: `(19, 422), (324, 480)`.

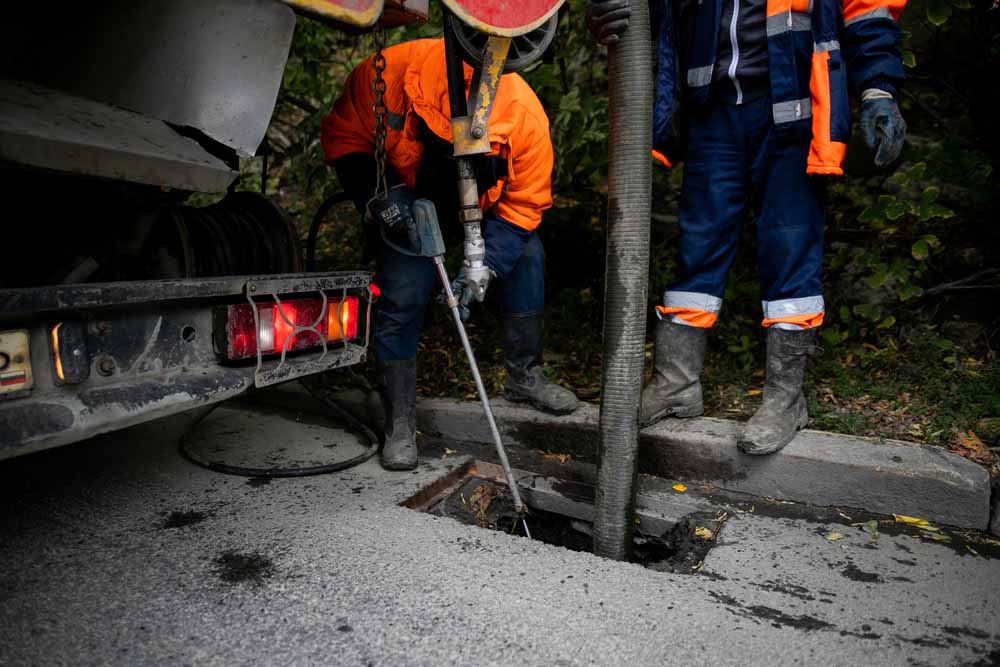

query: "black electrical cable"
(180, 379), (380, 478)
(306, 191), (352, 271)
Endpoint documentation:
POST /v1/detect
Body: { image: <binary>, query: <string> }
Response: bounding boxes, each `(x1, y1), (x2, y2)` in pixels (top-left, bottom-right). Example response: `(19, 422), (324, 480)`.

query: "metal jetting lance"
(433, 257), (531, 539)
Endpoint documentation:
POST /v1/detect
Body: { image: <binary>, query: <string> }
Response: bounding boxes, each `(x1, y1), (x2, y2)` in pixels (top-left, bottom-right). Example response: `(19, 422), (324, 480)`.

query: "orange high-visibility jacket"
(321, 39), (554, 232)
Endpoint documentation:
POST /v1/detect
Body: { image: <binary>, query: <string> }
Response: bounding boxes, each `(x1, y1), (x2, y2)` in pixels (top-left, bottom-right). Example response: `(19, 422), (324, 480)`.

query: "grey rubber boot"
(379, 359), (418, 470)
(501, 313), (580, 415)
(640, 318), (708, 426)
(738, 327), (820, 456)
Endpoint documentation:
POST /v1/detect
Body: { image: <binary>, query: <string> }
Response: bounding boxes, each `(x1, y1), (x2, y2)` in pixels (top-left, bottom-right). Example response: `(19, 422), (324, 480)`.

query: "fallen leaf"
(959, 431), (985, 449)
(694, 526), (713, 540)
(952, 430), (992, 463)
(541, 452), (571, 463)
(672, 483), (688, 492)
(746, 388), (763, 396)
(925, 532), (952, 544)
(966, 545), (980, 556)
(442, 448), (457, 459)
(894, 514), (930, 527)
(825, 531), (845, 541)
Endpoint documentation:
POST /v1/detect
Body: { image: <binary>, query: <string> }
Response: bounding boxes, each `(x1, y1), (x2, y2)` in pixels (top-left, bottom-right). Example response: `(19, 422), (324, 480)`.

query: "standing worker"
(588, 0), (907, 454)
(322, 38), (579, 471)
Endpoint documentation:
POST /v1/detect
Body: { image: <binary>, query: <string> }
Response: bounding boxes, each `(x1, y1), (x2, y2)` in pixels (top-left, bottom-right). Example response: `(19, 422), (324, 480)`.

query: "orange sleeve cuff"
(651, 150), (673, 168)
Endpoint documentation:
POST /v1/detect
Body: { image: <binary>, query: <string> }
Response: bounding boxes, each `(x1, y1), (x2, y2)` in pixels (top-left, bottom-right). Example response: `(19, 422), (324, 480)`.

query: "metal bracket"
(244, 277), (373, 389)
(469, 36), (511, 139)
(450, 35), (511, 157)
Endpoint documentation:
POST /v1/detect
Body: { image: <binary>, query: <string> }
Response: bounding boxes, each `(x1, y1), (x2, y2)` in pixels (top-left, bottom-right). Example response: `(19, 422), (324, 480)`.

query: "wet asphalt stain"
(747, 605), (834, 632)
(162, 511), (206, 529)
(841, 563), (884, 583)
(246, 477), (272, 488)
(707, 591), (833, 632)
(969, 648), (1000, 666)
(942, 626), (992, 640)
(751, 580), (820, 603)
(839, 629), (883, 640)
(213, 551), (275, 584)
(708, 590), (996, 658)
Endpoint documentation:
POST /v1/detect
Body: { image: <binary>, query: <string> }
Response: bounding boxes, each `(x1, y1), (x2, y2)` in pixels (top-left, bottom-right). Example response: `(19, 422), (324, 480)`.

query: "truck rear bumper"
(0, 272), (371, 460)
(0, 368), (252, 460)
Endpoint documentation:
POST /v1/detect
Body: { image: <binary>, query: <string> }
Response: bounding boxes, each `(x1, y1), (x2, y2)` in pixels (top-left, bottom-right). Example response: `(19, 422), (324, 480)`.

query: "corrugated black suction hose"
(592, 0), (653, 560)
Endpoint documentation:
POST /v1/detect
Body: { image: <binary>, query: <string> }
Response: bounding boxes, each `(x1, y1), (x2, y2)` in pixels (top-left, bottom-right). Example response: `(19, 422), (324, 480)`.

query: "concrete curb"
(991, 479), (1000, 537)
(416, 398), (993, 531)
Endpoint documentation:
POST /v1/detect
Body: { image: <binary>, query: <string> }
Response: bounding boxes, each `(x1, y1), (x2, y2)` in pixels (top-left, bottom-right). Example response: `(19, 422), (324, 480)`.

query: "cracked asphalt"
(0, 404), (998, 666)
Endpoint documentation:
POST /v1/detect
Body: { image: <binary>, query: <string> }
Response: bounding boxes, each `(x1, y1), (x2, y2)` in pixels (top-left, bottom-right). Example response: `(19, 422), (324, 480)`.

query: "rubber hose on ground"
(592, 0), (653, 561)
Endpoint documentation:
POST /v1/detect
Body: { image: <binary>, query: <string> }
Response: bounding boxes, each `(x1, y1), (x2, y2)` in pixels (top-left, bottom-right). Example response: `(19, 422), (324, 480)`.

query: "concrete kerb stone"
(991, 478), (1000, 537)
(416, 397), (993, 532)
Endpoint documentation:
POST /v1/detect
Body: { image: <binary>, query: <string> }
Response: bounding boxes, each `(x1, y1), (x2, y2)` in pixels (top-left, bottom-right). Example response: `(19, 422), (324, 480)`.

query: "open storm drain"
(404, 460), (730, 574)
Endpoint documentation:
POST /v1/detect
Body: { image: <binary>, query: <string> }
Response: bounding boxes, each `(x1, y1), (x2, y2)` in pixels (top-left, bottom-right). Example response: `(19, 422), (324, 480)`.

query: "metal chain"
(371, 21), (389, 201)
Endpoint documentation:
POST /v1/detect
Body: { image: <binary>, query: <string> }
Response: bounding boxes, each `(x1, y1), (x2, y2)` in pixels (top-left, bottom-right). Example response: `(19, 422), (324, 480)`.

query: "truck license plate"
(0, 330), (33, 395)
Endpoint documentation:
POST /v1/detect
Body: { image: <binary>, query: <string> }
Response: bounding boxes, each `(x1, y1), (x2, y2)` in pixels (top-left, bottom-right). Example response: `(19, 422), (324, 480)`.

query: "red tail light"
(218, 296), (359, 361)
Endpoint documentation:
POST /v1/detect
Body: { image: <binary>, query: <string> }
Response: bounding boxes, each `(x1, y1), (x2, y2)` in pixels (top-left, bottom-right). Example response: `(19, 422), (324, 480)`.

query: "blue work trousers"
(664, 95), (826, 328)
(372, 232), (545, 362)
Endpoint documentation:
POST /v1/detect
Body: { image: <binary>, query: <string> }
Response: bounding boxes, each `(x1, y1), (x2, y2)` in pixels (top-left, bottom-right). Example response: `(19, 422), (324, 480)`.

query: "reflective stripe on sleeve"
(773, 97), (812, 123)
(844, 5), (892, 25)
(766, 11), (811, 36)
(814, 40), (841, 52)
(687, 65), (715, 87)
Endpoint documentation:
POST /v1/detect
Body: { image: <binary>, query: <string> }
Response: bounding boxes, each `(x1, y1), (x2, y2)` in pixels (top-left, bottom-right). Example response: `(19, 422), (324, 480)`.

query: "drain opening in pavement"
(403, 460), (727, 574)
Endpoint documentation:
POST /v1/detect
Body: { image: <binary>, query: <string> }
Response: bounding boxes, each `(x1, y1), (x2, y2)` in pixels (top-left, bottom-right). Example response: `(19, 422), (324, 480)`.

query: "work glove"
(437, 214), (529, 321)
(367, 184), (420, 255)
(587, 0), (631, 45)
(859, 93), (907, 168)
(447, 264), (495, 322)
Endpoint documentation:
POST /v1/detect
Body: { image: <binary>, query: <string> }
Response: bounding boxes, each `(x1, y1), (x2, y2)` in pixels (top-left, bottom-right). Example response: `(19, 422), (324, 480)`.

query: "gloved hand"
(860, 95), (907, 168)
(367, 184), (420, 255)
(587, 0), (631, 45)
(446, 264), (495, 322)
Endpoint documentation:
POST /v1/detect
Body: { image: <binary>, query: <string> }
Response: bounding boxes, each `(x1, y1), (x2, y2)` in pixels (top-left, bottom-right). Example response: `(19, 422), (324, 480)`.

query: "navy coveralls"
(653, 0), (905, 329)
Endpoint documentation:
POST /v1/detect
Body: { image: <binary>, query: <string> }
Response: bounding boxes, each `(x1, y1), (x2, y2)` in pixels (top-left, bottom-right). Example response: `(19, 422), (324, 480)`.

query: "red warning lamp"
(217, 296), (359, 361)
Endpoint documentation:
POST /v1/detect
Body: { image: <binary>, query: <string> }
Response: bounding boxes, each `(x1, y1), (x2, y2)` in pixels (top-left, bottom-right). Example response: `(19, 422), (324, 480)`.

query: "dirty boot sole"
(502, 388), (578, 416)
(639, 403), (704, 428)
(381, 452), (418, 471)
(737, 406), (809, 456)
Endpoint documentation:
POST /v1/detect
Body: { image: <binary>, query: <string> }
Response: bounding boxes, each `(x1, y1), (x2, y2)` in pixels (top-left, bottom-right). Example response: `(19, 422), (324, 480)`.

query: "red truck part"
(441, 0), (564, 35)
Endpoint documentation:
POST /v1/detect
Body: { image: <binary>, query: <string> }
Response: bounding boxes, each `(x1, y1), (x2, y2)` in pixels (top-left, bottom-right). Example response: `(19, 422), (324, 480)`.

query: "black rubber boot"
(501, 314), (580, 415)
(640, 319), (707, 426)
(378, 359), (418, 470)
(738, 327), (820, 456)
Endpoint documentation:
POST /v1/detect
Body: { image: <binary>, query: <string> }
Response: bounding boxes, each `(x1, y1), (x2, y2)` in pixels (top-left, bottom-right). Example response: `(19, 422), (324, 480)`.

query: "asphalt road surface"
(1, 403), (998, 666)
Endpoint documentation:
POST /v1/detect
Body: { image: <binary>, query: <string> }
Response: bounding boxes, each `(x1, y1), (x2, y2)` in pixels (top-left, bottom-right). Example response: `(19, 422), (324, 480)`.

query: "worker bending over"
(322, 38), (579, 471)
(589, 0), (907, 453)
